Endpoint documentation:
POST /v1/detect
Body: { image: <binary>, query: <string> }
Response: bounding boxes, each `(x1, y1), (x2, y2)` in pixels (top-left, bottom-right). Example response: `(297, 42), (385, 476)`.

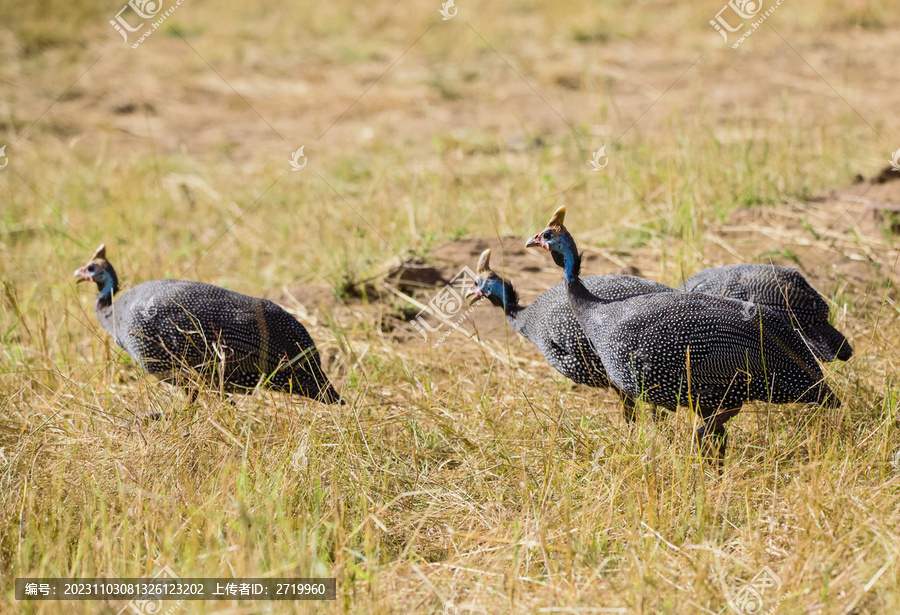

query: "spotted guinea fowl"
(526, 207), (839, 463)
(466, 248), (673, 419)
(74, 245), (342, 404)
(679, 264), (851, 362)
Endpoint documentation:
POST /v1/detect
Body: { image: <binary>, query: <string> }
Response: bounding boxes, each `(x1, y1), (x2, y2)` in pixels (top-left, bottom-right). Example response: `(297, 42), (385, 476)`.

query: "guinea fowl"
(680, 264), (852, 362)
(526, 207), (839, 463)
(74, 245), (343, 404)
(466, 248), (673, 419)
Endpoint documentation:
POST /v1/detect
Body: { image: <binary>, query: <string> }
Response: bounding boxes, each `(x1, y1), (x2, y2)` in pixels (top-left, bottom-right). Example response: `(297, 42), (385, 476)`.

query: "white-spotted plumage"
(74, 246), (342, 403)
(527, 207), (839, 462)
(680, 264), (852, 362)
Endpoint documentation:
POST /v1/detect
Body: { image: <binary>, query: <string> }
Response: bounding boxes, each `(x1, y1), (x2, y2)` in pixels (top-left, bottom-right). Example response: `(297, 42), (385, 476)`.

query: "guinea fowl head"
(525, 206), (581, 282)
(466, 249), (519, 309)
(73, 244), (119, 298)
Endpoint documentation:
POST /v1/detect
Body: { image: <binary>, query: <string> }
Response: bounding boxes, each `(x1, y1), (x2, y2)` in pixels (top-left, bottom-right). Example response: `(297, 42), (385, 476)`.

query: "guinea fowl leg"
(621, 395), (637, 423)
(182, 383), (199, 404)
(614, 387), (641, 424)
(618, 390), (667, 424)
(694, 407), (741, 469)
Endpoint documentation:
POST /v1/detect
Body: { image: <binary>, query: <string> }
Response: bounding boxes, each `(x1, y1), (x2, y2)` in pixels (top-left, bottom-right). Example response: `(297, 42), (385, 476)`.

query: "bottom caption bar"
(15, 578), (336, 601)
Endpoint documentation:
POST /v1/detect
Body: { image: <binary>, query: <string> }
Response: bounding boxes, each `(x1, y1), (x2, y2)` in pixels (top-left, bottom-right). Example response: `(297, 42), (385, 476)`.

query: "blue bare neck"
(555, 233), (580, 284)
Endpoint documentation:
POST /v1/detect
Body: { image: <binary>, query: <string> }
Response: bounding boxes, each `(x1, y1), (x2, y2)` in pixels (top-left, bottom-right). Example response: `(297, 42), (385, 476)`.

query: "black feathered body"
(567, 283), (838, 417)
(505, 275), (673, 388)
(680, 264), (851, 362)
(96, 279), (341, 402)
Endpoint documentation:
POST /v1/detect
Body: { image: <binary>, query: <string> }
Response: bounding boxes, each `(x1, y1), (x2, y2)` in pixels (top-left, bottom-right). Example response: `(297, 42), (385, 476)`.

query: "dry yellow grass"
(2, 0), (900, 613)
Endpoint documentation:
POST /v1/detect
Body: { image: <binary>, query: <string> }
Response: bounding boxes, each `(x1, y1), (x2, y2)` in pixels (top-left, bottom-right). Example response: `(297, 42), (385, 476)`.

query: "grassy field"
(2, 0), (900, 612)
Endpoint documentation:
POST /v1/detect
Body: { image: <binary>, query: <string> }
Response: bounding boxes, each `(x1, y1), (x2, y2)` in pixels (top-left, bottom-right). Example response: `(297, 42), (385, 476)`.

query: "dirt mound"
(384, 257), (448, 295)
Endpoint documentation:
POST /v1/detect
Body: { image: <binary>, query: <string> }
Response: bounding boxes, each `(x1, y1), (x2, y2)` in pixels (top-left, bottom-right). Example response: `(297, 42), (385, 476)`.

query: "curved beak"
(525, 233), (546, 250)
(73, 266), (91, 284)
(465, 286), (483, 305)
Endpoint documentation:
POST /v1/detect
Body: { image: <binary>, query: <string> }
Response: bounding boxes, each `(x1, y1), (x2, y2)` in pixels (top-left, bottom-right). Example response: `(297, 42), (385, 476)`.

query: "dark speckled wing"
(97, 279), (341, 402)
(679, 264), (852, 362)
(568, 289), (838, 417)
